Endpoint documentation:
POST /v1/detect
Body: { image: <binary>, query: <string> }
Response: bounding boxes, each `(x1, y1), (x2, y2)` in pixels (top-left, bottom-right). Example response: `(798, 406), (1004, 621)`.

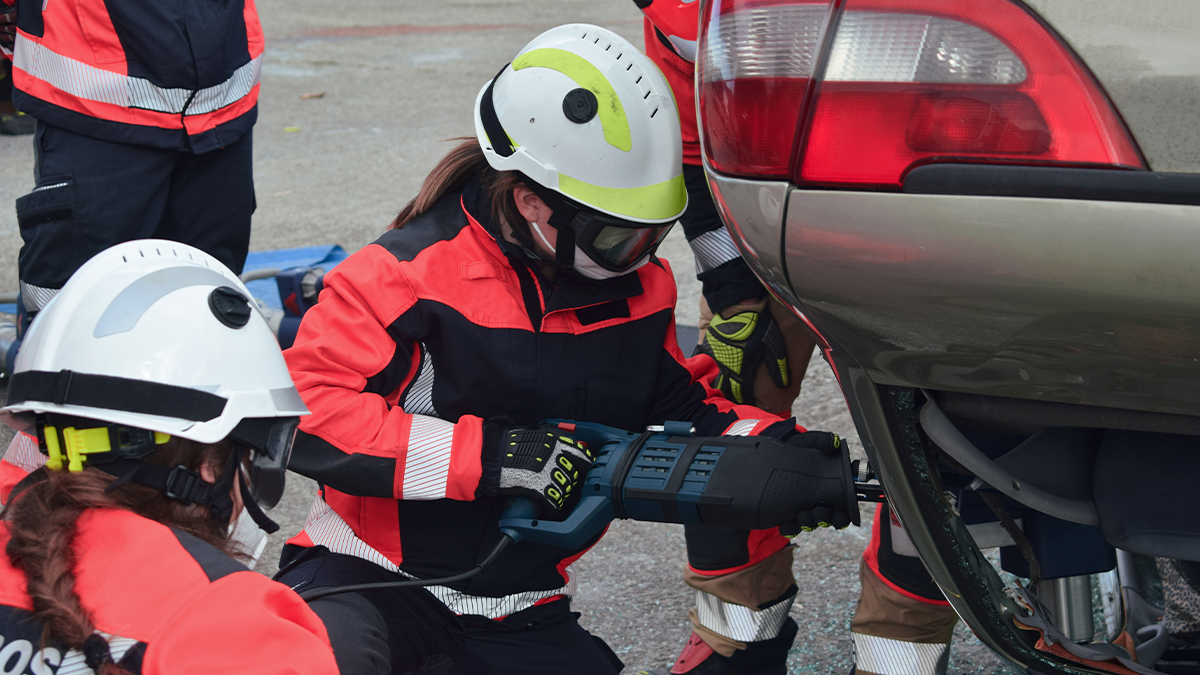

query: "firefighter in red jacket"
(276, 24), (853, 675)
(2, 0), (261, 373)
(636, 4), (959, 674)
(635, 0), (818, 418)
(0, 240), (337, 675)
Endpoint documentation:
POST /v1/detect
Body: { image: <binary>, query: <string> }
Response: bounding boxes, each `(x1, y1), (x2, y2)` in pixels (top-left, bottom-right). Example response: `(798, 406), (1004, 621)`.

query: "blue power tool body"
(498, 420), (862, 550)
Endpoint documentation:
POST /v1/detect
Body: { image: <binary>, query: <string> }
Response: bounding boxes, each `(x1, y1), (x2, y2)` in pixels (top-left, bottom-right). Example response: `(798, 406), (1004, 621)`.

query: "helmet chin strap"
(519, 176), (579, 267)
(528, 218), (579, 269)
(237, 471), (280, 533)
(102, 447), (279, 534)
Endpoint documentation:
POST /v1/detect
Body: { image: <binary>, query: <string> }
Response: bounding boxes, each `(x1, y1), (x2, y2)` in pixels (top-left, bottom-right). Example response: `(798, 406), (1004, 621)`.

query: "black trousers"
(275, 546), (623, 675)
(14, 122), (254, 310)
(678, 163), (764, 313)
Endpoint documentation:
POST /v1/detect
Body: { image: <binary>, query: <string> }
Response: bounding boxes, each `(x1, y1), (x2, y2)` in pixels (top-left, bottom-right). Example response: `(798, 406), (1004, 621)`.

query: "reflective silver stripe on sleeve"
(14, 36), (261, 116)
(688, 228), (743, 274)
(693, 589), (794, 642)
(399, 347), (436, 416)
(403, 415), (455, 500)
(852, 632), (950, 675)
(724, 419), (762, 436)
(301, 495), (574, 619)
(19, 281), (60, 312)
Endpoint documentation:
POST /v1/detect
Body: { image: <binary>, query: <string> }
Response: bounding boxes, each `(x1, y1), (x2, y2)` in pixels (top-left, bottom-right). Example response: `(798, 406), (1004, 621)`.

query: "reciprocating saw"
(299, 419), (879, 601)
(498, 420), (863, 549)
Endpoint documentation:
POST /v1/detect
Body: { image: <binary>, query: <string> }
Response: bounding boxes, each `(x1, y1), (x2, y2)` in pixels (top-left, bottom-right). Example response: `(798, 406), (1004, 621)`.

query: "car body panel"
(782, 189), (1200, 416)
(1023, 0), (1200, 173)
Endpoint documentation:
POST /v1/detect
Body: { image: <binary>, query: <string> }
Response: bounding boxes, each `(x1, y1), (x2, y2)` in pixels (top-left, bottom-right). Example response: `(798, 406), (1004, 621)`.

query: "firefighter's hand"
(785, 430), (841, 456)
(494, 426), (594, 515)
(780, 430), (857, 534)
(698, 299), (790, 406)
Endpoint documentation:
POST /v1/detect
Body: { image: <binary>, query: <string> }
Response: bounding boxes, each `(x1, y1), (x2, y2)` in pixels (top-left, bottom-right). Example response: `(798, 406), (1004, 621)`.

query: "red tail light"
(698, 0), (1146, 186)
(697, 0), (834, 178)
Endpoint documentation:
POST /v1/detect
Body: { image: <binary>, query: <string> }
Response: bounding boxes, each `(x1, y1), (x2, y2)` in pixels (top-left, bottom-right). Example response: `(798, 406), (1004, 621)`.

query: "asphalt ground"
(0, 1), (1016, 672)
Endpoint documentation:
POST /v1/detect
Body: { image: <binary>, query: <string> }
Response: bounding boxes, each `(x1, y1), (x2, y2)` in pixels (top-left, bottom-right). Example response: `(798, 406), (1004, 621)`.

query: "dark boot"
(642, 618), (798, 675)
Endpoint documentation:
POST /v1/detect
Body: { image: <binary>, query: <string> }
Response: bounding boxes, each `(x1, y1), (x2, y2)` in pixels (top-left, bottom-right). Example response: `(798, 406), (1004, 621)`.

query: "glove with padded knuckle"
(493, 425), (594, 515)
(779, 430), (859, 535)
(697, 299), (790, 406)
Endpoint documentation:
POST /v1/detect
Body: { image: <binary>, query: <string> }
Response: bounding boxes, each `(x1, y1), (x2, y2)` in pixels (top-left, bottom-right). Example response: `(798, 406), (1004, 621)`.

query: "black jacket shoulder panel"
(376, 190), (471, 264)
(170, 529), (248, 582)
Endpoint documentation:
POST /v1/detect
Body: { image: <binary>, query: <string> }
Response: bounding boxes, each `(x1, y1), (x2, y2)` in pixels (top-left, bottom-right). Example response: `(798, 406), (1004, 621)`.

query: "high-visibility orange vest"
(11, 0), (264, 152)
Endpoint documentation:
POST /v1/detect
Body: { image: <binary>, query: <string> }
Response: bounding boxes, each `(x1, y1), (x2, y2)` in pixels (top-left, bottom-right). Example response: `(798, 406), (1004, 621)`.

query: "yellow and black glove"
(496, 426), (594, 515)
(698, 299), (790, 405)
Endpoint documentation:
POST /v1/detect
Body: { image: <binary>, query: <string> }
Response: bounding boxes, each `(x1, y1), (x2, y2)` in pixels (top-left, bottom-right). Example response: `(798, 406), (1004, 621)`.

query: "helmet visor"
(230, 417), (299, 510)
(570, 209), (675, 272)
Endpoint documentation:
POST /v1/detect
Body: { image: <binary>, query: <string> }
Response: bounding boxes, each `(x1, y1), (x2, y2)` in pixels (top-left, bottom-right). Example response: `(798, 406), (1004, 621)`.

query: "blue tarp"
(241, 244), (349, 309)
(0, 244), (349, 316)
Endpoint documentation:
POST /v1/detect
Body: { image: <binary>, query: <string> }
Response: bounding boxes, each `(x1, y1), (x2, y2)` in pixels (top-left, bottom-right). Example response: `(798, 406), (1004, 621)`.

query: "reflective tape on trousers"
(852, 632), (950, 675)
(14, 37), (261, 116)
(693, 589), (794, 642)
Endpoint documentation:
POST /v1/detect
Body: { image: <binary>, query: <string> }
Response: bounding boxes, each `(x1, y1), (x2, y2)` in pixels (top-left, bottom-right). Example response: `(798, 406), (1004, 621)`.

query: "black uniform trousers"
(14, 121), (254, 311)
(275, 545), (624, 675)
(678, 163), (764, 313)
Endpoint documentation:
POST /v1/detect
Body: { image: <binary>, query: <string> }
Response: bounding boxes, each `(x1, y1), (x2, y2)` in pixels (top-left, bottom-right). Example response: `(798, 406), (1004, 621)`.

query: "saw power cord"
(296, 534), (514, 601)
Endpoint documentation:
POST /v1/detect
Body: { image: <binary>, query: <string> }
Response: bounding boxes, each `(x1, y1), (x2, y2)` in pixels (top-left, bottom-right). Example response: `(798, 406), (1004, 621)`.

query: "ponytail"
(391, 138), (527, 240)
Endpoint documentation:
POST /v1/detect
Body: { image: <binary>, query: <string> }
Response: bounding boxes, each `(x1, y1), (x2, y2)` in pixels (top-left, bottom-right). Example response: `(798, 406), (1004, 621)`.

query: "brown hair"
(391, 138), (528, 242)
(4, 437), (235, 671)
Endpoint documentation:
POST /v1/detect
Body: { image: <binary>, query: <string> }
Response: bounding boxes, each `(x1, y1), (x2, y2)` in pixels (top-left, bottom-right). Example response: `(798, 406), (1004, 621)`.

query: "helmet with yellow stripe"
(474, 24), (687, 278)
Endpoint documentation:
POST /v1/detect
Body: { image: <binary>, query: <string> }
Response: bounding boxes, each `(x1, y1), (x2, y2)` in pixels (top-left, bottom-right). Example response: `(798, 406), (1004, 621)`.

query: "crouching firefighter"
(275, 23), (856, 675)
(0, 240), (339, 674)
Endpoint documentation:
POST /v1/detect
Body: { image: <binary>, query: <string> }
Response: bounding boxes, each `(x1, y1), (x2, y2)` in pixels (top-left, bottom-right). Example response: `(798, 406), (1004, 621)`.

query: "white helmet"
(1, 240), (306, 515)
(474, 24), (687, 277)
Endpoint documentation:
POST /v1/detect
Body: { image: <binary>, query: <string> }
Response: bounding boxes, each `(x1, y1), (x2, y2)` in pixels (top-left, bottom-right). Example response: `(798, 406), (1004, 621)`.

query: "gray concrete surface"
(0, 1), (1017, 672)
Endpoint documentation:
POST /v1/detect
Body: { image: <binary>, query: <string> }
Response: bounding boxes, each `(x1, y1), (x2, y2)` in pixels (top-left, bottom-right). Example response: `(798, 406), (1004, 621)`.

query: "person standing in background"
(634, 0), (817, 419)
(2, 0), (263, 372)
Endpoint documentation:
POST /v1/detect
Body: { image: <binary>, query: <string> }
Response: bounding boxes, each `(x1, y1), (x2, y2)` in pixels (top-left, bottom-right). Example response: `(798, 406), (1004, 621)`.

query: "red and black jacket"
(283, 179), (795, 610)
(0, 508), (338, 674)
(10, 0), (263, 152)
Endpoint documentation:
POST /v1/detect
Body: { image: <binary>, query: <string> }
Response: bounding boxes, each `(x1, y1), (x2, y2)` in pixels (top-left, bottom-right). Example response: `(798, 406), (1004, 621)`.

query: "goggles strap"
(479, 64), (515, 158)
(238, 474), (280, 534)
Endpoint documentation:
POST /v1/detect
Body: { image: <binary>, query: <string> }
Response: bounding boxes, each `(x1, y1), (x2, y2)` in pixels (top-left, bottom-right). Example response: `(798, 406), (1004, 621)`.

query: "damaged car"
(696, 0), (1200, 672)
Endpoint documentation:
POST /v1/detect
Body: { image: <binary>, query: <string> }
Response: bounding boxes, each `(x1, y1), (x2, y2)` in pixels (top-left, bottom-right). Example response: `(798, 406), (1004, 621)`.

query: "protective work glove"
(494, 426), (595, 515)
(697, 299), (790, 406)
(778, 430), (859, 535)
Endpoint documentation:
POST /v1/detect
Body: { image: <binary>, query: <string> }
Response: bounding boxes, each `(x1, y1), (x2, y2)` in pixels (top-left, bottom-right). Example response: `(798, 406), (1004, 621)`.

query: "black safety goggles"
(228, 416), (299, 510)
(568, 209), (675, 272)
(523, 178), (675, 273)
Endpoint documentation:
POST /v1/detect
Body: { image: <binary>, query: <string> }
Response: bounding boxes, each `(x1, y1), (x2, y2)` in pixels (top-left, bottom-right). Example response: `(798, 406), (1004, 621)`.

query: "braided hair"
(3, 437), (235, 672)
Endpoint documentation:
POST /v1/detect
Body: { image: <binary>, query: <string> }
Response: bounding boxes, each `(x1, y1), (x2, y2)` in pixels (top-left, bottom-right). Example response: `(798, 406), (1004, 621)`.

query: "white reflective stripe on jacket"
(298, 494), (576, 619)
